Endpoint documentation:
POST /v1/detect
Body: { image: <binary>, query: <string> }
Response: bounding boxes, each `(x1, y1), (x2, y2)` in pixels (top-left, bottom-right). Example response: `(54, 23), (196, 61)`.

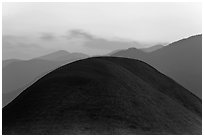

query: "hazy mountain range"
(2, 59), (22, 68)
(111, 35), (202, 98)
(2, 34), (202, 108)
(2, 51), (89, 107)
(3, 57), (201, 134)
(141, 44), (164, 52)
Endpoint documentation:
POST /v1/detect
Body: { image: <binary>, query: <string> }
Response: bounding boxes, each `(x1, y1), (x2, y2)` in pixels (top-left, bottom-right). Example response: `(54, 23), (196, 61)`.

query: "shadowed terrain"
(3, 57), (201, 135)
(112, 35), (202, 98)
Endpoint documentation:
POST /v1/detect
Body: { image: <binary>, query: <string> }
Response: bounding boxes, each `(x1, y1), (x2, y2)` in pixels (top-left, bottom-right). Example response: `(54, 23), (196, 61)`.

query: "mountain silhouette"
(37, 50), (88, 62)
(2, 50), (89, 107)
(3, 57), (201, 135)
(141, 44), (164, 52)
(112, 35), (202, 98)
(37, 50), (71, 61)
(2, 59), (22, 68)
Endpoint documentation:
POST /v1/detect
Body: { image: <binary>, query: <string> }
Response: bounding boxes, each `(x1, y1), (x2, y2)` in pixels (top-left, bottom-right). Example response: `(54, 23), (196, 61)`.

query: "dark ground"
(2, 57), (202, 135)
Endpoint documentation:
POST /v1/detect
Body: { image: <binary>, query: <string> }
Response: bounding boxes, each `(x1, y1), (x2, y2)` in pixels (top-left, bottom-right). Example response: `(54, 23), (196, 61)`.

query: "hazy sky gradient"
(2, 2), (202, 60)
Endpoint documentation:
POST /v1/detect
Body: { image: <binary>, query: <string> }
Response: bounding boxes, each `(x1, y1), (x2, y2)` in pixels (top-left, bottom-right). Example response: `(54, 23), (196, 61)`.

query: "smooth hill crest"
(3, 57), (201, 135)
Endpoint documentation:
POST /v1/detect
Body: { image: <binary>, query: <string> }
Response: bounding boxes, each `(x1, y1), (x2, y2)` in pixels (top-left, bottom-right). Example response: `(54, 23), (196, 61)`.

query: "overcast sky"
(2, 2), (202, 60)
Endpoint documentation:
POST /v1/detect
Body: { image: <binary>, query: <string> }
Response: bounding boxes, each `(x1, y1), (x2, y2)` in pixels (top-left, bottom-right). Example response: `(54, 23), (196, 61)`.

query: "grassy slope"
(3, 57), (201, 135)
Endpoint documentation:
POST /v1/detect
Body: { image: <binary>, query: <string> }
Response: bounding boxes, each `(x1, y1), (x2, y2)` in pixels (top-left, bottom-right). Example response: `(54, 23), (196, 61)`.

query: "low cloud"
(64, 29), (147, 50)
(3, 35), (42, 49)
(64, 29), (94, 40)
(62, 29), (145, 50)
(2, 30), (150, 59)
(40, 33), (56, 41)
(2, 35), (48, 60)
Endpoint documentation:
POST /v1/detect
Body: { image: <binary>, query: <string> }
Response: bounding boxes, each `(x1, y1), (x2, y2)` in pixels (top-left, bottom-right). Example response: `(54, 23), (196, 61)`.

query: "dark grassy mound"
(2, 57), (201, 135)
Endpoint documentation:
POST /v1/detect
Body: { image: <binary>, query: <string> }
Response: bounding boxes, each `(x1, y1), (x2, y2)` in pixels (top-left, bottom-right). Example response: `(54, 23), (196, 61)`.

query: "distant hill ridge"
(2, 50), (89, 107)
(112, 34), (202, 98)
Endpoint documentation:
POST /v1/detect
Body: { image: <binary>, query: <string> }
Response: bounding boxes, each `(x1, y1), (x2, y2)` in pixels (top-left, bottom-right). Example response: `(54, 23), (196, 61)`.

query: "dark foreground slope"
(2, 57), (201, 135)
